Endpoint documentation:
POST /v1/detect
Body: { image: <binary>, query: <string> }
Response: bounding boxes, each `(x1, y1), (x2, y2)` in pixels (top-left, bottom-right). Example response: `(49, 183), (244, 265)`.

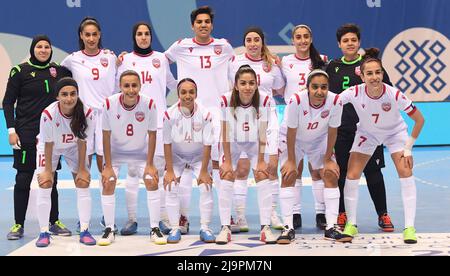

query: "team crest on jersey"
(382, 102), (392, 112)
(355, 66), (361, 76)
(321, 110), (330, 119)
(193, 122), (203, 132)
(135, 111), (145, 122)
(262, 63), (270, 73)
(100, 57), (109, 67)
(214, 45), (222, 55)
(152, 58), (161, 69)
(188, 47), (194, 53)
(49, 67), (57, 78)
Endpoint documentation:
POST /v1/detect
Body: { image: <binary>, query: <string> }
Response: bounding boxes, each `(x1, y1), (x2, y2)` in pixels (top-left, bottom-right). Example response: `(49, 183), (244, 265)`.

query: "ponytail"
(71, 99), (88, 140)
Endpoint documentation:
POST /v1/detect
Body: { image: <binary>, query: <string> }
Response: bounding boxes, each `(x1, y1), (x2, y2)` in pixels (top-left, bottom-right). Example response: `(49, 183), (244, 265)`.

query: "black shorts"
(335, 135), (385, 174)
(13, 143), (36, 172)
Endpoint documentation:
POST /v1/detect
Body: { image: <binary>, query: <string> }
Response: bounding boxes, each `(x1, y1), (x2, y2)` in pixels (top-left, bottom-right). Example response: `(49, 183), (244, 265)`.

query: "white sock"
(37, 187), (52, 232)
(293, 179), (302, 214)
(158, 178), (168, 221)
(344, 179), (360, 225)
(147, 190), (160, 228)
(125, 173), (139, 222)
(324, 187), (340, 230)
(233, 179), (248, 217)
(76, 188), (92, 231)
(179, 169), (193, 217)
(165, 183), (180, 228)
(270, 179), (279, 210)
(199, 184), (213, 228)
(400, 176), (416, 228)
(312, 180), (325, 214)
(101, 194), (116, 228)
(218, 180), (233, 225)
(257, 179), (272, 226)
(279, 187), (295, 229)
(212, 169), (221, 190)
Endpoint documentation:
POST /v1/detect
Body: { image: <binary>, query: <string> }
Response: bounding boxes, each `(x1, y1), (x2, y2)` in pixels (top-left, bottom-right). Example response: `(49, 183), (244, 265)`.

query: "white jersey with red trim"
(220, 92), (271, 144)
(163, 101), (214, 156)
(229, 54), (285, 96)
(340, 83), (415, 137)
(165, 38), (234, 108)
(116, 51), (177, 128)
(281, 54), (328, 101)
(38, 101), (95, 151)
(102, 93), (158, 161)
(61, 50), (117, 110)
(285, 90), (342, 143)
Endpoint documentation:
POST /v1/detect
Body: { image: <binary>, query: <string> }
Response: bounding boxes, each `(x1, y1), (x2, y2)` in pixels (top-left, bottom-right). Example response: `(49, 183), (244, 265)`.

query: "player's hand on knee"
(75, 168), (91, 187)
(324, 159), (340, 179)
(198, 170), (213, 191)
(101, 167), (116, 186)
(38, 171), (54, 187)
(163, 170), (178, 192)
(281, 160), (297, 183)
(220, 161), (233, 180)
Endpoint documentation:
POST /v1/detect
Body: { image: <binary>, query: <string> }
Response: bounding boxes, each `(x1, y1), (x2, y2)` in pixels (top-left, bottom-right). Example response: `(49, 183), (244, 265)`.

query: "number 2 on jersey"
(342, 76), (350, 90)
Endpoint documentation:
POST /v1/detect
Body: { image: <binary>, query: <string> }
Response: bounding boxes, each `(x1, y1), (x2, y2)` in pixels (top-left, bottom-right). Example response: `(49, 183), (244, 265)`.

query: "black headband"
(55, 77), (78, 93)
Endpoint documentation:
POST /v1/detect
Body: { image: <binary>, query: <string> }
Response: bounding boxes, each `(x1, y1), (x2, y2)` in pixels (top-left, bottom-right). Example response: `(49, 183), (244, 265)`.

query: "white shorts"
(88, 109), (103, 156)
(351, 129), (408, 156)
(112, 155), (166, 177)
(278, 134), (327, 171)
(211, 110), (221, 162)
(36, 146), (88, 174)
(171, 152), (211, 179)
(220, 142), (260, 171)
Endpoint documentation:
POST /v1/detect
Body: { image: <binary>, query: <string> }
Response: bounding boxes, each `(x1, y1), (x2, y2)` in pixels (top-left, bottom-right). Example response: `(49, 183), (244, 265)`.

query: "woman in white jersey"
(99, 70), (166, 246)
(228, 27), (285, 232)
(338, 57), (425, 244)
(280, 24), (328, 230)
(61, 17), (117, 176)
(163, 78), (216, 244)
(35, 77), (96, 247)
(115, 21), (177, 236)
(217, 65), (277, 245)
(278, 70), (346, 244)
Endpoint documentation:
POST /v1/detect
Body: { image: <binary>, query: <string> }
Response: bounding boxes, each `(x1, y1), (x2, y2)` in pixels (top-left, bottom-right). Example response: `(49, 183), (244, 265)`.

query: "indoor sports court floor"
(1, 147), (449, 256)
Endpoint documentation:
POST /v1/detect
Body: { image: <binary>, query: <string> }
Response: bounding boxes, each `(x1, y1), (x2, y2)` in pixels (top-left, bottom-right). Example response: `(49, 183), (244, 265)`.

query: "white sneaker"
(179, 215), (190, 234)
(150, 227), (167, 245)
(98, 227), (115, 246)
(260, 225), (277, 244)
(270, 209), (284, 230)
(230, 216), (240, 233)
(215, 226), (231, 245)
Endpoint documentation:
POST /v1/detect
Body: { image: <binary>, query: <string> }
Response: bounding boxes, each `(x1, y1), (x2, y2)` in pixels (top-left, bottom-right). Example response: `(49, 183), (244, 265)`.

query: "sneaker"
(167, 228), (182, 244)
(79, 230), (96, 246)
(337, 212), (347, 230)
(378, 213), (394, 232)
(35, 232), (51, 248)
(179, 215), (190, 234)
(260, 225), (277, 244)
(100, 216), (118, 234)
(277, 226), (295, 244)
(403, 227), (417, 244)
(98, 227), (115, 246)
(270, 210), (284, 230)
(159, 220), (172, 235)
(150, 227), (167, 245)
(230, 216), (240, 234)
(324, 226), (346, 242)
(7, 224), (24, 240)
(216, 226), (232, 245)
(199, 228), (216, 243)
(120, 220), (138, 236)
(316, 214), (327, 230)
(293, 213), (302, 229)
(236, 217), (249, 232)
(340, 223), (358, 243)
(49, 220), (72, 236)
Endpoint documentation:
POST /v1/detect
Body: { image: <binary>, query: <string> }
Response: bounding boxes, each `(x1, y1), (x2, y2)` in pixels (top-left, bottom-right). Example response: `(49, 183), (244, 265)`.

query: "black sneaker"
(276, 226), (295, 245)
(316, 214), (327, 230)
(324, 226), (346, 242)
(293, 214), (302, 229)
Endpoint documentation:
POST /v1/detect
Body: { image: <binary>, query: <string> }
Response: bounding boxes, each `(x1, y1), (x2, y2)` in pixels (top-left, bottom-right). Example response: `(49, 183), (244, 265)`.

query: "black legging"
(14, 171), (59, 226)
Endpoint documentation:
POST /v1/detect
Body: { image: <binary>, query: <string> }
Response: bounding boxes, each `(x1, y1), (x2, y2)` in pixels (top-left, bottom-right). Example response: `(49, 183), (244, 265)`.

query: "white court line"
(414, 156), (450, 189)
(7, 177), (367, 190)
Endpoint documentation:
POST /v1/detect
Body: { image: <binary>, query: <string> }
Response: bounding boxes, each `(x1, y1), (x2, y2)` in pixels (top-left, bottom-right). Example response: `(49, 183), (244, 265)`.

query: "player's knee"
(398, 168), (413, 178)
(235, 166), (250, 179)
(102, 182), (116, 195)
(75, 179), (90, 189)
(254, 171), (268, 182)
(145, 181), (158, 191)
(323, 170), (338, 188)
(310, 169), (321, 181)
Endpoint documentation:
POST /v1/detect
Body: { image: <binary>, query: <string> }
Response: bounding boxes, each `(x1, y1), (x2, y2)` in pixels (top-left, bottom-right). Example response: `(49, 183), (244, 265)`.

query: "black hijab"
(29, 35), (52, 67)
(133, 22), (153, 55)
